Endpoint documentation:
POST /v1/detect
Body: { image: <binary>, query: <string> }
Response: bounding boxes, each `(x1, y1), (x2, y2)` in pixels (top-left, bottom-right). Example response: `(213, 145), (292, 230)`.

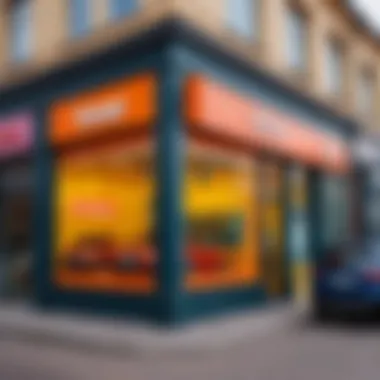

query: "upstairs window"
(226, 0), (260, 40)
(357, 68), (375, 118)
(285, 6), (308, 71)
(111, 0), (138, 20)
(69, 0), (90, 37)
(10, 0), (32, 62)
(324, 38), (345, 96)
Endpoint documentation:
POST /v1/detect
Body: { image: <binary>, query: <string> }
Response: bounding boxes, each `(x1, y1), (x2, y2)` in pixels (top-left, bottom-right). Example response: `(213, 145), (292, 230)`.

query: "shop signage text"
(50, 72), (156, 146)
(185, 74), (350, 173)
(74, 100), (125, 129)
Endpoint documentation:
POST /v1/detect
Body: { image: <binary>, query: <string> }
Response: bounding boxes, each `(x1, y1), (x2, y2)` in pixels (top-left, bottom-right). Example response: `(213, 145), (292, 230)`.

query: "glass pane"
(70, 0), (90, 37)
(226, 0), (258, 39)
(185, 143), (259, 291)
(111, 0), (138, 19)
(53, 140), (157, 294)
(11, 0), (31, 61)
(286, 8), (306, 69)
(325, 40), (343, 94)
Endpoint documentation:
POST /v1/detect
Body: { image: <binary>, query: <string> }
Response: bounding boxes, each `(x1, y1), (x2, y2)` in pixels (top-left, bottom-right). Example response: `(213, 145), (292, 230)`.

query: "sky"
(351, 0), (380, 33)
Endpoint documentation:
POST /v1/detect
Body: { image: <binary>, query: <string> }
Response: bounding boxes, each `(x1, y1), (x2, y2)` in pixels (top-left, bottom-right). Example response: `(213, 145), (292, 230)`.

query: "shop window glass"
(53, 141), (157, 294)
(184, 143), (259, 291)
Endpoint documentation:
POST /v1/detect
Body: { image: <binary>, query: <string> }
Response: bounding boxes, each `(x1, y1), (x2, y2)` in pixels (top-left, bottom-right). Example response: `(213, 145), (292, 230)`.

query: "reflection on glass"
(54, 141), (157, 293)
(259, 162), (286, 297)
(185, 145), (258, 290)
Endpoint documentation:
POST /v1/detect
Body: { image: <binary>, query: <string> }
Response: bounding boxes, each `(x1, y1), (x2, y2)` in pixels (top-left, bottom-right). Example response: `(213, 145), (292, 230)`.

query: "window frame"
(324, 36), (346, 96)
(285, 4), (309, 72)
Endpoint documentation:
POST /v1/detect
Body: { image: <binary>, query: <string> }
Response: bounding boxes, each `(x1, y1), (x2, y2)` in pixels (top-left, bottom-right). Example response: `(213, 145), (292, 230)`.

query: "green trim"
(156, 44), (185, 325)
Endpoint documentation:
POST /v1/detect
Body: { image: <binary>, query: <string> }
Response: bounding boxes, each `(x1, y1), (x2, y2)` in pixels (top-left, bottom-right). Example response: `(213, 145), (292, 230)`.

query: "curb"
(0, 305), (304, 356)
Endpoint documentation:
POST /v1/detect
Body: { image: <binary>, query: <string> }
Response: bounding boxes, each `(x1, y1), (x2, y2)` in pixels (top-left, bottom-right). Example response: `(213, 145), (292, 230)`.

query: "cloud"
(350, 0), (380, 33)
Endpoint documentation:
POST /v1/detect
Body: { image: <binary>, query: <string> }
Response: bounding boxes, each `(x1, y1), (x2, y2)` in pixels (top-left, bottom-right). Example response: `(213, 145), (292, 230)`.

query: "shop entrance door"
(0, 164), (33, 300)
(259, 161), (287, 298)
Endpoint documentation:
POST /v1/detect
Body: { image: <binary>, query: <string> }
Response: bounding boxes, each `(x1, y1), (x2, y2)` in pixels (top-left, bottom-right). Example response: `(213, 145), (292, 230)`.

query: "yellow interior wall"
(185, 144), (260, 291)
(53, 142), (156, 293)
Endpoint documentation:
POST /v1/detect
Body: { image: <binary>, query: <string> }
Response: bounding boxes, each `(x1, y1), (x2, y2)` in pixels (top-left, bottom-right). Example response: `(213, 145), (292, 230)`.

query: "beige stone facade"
(0, 0), (378, 130)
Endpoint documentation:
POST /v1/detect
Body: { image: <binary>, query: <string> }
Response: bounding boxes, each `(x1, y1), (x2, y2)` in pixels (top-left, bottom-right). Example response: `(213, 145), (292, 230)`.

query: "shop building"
(0, 19), (357, 324)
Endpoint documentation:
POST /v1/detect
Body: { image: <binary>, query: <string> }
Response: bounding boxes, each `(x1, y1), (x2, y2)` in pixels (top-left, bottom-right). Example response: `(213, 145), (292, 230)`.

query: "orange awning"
(185, 74), (351, 173)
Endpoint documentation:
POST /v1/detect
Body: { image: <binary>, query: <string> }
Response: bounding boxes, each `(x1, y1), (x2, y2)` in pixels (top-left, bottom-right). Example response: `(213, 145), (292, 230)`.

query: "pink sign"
(0, 113), (34, 159)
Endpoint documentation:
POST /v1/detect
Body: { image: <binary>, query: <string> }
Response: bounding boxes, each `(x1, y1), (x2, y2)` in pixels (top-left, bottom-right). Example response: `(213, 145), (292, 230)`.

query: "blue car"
(314, 238), (380, 319)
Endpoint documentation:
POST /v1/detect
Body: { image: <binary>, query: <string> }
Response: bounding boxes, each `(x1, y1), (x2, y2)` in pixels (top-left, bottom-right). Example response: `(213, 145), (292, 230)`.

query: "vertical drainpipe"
(156, 44), (185, 325)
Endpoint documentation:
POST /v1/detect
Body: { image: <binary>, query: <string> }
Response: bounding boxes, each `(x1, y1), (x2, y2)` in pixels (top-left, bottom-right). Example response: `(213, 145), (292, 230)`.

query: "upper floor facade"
(0, 0), (379, 133)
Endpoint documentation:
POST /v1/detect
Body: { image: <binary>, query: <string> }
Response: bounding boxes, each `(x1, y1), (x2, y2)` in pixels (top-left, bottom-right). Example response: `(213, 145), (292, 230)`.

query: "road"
(1, 320), (380, 380)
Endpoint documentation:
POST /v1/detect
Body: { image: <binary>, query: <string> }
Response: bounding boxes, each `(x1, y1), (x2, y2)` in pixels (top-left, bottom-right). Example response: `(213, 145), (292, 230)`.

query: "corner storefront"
(0, 20), (357, 325)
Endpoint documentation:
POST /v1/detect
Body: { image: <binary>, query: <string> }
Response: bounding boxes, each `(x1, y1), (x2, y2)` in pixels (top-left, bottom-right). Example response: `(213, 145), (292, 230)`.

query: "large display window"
(53, 141), (157, 294)
(184, 143), (260, 291)
(258, 162), (287, 297)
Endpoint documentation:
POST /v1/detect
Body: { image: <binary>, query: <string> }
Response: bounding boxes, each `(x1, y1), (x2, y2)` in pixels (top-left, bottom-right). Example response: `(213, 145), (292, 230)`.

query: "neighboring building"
(0, 0), (375, 324)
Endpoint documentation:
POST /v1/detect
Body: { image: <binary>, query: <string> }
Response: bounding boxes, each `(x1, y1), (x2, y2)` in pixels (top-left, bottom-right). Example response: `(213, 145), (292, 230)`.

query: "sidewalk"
(0, 302), (306, 356)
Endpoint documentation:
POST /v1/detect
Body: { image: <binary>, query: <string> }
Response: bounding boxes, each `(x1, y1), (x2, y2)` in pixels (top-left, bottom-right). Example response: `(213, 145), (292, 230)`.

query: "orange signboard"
(50, 73), (157, 145)
(185, 75), (350, 173)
